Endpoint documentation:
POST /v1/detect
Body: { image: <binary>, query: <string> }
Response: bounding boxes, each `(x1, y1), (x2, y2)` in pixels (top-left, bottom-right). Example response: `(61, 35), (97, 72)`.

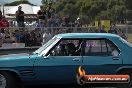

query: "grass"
(128, 34), (132, 43)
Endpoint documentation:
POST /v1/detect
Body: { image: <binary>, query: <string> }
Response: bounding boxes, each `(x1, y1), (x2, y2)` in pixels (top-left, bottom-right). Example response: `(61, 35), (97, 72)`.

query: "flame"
(78, 66), (86, 76)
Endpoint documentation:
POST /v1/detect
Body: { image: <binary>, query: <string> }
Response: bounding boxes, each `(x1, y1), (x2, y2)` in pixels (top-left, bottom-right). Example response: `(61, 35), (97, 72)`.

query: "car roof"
(55, 33), (120, 39)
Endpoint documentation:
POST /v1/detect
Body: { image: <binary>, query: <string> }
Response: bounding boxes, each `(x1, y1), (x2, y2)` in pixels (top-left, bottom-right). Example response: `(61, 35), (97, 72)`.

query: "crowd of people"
(0, 3), (82, 47)
(0, 3), (128, 47)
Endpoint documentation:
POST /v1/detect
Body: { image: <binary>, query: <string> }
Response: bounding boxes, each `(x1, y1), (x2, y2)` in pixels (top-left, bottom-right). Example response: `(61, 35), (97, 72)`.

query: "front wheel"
(76, 74), (86, 86)
(0, 71), (22, 88)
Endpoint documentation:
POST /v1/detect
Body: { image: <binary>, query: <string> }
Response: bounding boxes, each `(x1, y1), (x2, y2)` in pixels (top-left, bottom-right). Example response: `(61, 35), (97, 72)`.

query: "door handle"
(113, 56), (119, 60)
(73, 58), (80, 62)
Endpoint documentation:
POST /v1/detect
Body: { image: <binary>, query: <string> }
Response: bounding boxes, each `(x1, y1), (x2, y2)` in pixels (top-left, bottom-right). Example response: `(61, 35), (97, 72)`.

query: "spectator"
(22, 31), (36, 47)
(34, 28), (42, 37)
(14, 30), (23, 43)
(9, 20), (13, 27)
(47, 14), (57, 33)
(15, 6), (25, 30)
(33, 28), (42, 46)
(0, 16), (9, 30)
(3, 30), (14, 43)
(108, 24), (118, 34)
(0, 29), (5, 47)
(42, 29), (52, 45)
(37, 9), (46, 28)
(118, 29), (127, 40)
(60, 17), (70, 27)
(23, 32), (31, 47)
(29, 30), (37, 46)
(36, 19), (45, 30)
(37, 9), (46, 22)
(36, 34), (42, 46)
(75, 17), (82, 32)
(10, 32), (17, 43)
(99, 25), (107, 33)
(2, 30), (17, 43)
(60, 17), (72, 33)
(19, 30), (26, 43)
(47, 3), (55, 19)
(54, 15), (61, 27)
(0, 33), (3, 47)
(75, 17), (82, 27)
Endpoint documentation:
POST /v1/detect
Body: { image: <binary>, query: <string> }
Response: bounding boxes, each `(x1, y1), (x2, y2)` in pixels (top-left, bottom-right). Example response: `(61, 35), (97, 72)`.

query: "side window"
(49, 39), (82, 56)
(106, 40), (120, 56)
(84, 39), (119, 56)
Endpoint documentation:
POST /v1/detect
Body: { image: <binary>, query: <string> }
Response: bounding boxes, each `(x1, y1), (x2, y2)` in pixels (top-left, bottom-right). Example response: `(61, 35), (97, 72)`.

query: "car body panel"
(33, 56), (83, 84)
(0, 33), (132, 85)
(0, 53), (33, 67)
(82, 55), (123, 74)
(0, 53), (38, 84)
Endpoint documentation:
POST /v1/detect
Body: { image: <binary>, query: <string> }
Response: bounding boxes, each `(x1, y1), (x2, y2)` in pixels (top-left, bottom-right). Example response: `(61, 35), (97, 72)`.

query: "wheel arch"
(116, 66), (132, 73)
(0, 69), (23, 83)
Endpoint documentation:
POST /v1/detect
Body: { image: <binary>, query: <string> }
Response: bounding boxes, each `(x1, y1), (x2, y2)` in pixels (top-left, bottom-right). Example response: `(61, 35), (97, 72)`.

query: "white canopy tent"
(4, 4), (40, 14)
(4, 4), (40, 21)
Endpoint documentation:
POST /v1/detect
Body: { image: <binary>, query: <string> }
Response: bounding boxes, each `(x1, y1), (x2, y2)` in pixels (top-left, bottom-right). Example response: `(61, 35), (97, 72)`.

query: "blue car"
(0, 33), (132, 88)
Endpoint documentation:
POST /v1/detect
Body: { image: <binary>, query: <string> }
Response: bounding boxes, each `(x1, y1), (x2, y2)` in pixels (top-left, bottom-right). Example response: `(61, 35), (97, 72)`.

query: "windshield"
(120, 38), (132, 47)
(34, 37), (60, 55)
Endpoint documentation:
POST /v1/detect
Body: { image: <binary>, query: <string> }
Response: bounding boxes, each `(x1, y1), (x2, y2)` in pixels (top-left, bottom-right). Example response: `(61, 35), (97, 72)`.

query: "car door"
(34, 38), (83, 84)
(82, 38), (122, 75)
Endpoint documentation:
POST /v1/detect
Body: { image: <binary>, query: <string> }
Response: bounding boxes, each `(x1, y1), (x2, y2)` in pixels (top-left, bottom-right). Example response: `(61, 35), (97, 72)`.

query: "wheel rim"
(0, 74), (6, 88)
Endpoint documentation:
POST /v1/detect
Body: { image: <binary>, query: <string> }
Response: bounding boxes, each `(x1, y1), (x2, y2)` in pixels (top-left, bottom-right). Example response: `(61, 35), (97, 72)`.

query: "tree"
(41, 0), (130, 25)
(5, 0), (35, 6)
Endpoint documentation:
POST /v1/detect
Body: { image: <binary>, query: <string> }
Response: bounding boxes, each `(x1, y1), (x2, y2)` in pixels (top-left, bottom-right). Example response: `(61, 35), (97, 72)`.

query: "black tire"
(117, 69), (132, 88)
(76, 74), (86, 86)
(0, 71), (22, 88)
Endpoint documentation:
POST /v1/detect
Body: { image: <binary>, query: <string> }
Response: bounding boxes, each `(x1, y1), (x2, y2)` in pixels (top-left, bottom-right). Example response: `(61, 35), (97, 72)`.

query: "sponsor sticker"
(77, 66), (130, 85)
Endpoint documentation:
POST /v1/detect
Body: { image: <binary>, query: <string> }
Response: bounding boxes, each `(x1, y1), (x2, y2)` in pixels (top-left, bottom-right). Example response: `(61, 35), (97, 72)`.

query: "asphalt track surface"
(25, 85), (116, 88)
(25, 87), (115, 88)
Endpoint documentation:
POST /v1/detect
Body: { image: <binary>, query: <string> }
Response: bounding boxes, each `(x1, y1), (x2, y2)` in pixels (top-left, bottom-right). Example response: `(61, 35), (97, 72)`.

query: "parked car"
(0, 33), (132, 88)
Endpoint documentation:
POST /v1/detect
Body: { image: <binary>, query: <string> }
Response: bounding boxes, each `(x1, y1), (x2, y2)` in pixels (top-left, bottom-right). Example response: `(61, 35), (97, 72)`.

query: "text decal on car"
(77, 66), (130, 85)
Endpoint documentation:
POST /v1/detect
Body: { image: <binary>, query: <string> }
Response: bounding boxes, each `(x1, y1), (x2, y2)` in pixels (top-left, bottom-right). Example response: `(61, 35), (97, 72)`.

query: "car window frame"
(39, 37), (61, 56)
(82, 38), (120, 57)
(45, 38), (84, 57)
(34, 37), (60, 55)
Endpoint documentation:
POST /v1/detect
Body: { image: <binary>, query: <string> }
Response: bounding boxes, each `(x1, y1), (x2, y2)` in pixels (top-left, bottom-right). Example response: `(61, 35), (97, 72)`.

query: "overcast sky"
(0, 0), (42, 5)
(28, 0), (42, 5)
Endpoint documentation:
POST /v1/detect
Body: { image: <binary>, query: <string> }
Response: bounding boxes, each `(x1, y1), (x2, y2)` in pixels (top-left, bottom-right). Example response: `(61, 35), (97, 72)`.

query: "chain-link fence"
(116, 25), (132, 43)
(1, 26), (132, 55)
(1, 25), (132, 44)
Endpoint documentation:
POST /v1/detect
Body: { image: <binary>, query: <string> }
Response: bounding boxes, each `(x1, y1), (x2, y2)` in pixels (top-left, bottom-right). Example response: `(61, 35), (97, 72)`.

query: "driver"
(66, 43), (76, 56)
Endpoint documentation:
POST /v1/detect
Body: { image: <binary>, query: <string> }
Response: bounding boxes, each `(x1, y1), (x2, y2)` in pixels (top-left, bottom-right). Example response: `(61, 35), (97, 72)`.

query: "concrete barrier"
(0, 45), (40, 55)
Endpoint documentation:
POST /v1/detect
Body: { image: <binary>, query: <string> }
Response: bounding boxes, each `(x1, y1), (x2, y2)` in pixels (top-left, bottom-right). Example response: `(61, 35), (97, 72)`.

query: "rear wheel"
(0, 71), (22, 88)
(117, 69), (132, 88)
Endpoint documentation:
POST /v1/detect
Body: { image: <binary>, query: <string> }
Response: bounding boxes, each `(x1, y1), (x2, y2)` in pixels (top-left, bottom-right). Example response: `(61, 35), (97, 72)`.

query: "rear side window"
(84, 39), (120, 56)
